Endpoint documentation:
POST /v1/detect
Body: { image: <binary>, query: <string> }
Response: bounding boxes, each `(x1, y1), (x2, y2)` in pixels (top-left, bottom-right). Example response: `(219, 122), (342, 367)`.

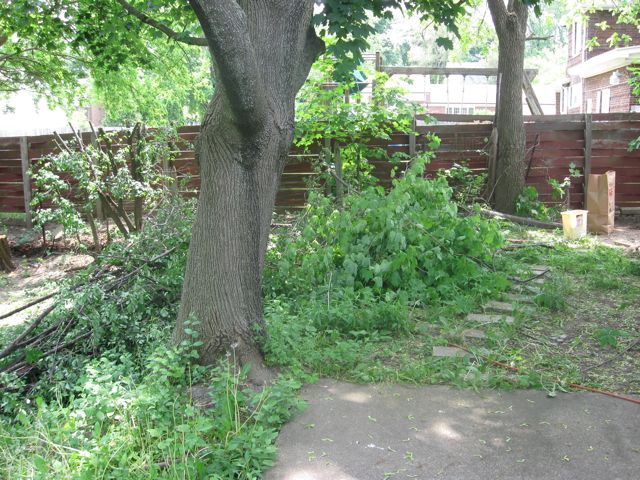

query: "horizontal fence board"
(2, 114), (640, 213)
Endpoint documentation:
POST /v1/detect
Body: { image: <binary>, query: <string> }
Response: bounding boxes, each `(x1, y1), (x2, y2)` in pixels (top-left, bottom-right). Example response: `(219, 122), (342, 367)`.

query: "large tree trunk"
(488, 0), (528, 213)
(174, 0), (323, 384)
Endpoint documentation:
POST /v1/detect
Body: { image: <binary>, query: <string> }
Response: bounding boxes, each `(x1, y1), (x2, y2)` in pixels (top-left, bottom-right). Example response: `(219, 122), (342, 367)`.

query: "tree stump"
(0, 235), (15, 272)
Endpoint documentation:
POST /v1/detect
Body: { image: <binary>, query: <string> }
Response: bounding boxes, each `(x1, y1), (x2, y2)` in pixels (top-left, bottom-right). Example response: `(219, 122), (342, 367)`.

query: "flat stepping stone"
(502, 293), (534, 304)
(466, 313), (515, 324)
(462, 328), (487, 339)
(432, 346), (468, 358)
(484, 300), (515, 313)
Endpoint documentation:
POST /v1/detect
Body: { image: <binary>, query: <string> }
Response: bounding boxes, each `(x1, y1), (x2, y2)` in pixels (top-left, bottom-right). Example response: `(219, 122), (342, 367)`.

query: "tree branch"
(487, 0), (507, 35)
(512, 0), (529, 35)
(115, 0), (208, 47)
(487, 0), (508, 22)
(188, 0), (266, 134)
(294, 24), (325, 93)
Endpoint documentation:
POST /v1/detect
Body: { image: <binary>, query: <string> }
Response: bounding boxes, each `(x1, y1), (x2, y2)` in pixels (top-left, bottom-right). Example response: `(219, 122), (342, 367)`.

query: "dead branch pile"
(0, 247), (176, 387)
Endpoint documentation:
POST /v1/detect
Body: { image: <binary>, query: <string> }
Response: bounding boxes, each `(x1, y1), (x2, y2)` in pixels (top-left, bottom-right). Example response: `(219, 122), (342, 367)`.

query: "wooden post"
(522, 73), (544, 116)
(322, 137), (332, 196)
(372, 51), (381, 98)
(19, 136), (32, 228)
(409, 113), (417, 157)
(0, 235), (15, 272)
(584, 113), (593, 208)
(334, 143), (344, 209)
(89, 130), (105, 220)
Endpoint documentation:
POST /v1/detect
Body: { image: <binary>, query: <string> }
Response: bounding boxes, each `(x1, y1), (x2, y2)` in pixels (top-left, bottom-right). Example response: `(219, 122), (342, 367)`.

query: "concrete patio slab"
(266, 380), (640, 480)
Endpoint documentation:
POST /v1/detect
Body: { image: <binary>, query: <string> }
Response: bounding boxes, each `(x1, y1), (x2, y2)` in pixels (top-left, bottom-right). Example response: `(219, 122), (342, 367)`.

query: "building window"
(560, 86), (569, 114)
(572, 20), (584, 57)
(601, 88), (611, 113)
(446, 106), (475, 114)
(570, 83), (582, 109)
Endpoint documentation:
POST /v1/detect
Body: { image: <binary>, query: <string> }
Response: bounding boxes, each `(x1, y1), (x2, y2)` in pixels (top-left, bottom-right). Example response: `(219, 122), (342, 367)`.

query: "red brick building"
(559, 9), (640, 114)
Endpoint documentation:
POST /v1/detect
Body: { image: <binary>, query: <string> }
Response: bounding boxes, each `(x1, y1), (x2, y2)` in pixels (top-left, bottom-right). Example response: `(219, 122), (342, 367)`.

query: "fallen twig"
(0, 292), (58, 321)
(583, 338), (640, 373)
(499, 243), (555, 251)
(0, 303), (57, 361)
(509, 269), (550, 284)
(480, 208), (562, 230)
(6, 331), (92, 376)
(0, 247), (177, 372)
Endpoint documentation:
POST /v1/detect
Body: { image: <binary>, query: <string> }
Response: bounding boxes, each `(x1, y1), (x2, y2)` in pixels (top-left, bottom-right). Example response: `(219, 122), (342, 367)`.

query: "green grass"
(0, 212), (26, 220)
(0, 201), (303, 480)
(2, 187), (639, 479)
(263, 224), (640, 396)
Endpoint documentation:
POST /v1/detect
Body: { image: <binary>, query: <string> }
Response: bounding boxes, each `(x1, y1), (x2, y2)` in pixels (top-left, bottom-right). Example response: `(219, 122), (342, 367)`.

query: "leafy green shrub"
(295, 56), (420, 193)
(265, 149), (505, 335)
(0, 198), (195, 404)
(592, 327), (631, 348)
(0, 328), (303, 479)
(515, 186), (553, 220)
(436, 162), (487, 206)
(0, 199), (303, 479)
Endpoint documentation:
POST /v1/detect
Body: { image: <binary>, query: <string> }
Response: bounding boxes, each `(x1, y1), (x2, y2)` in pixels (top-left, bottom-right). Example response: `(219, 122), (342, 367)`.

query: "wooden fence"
(1, 113), (639, 226)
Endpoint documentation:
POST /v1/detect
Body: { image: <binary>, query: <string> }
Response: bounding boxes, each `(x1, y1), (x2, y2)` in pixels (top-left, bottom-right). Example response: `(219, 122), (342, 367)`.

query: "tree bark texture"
(174, 0), (323, 383)
(487, 0), (528, 213)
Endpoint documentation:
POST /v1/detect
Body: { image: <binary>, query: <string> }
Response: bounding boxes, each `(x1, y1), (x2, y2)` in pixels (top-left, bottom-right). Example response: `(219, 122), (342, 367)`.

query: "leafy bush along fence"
(1, 113), (639, 222)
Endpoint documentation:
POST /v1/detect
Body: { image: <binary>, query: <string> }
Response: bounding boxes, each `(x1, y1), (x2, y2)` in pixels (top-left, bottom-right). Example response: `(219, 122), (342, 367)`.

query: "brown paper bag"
(586, 171), (615, 234)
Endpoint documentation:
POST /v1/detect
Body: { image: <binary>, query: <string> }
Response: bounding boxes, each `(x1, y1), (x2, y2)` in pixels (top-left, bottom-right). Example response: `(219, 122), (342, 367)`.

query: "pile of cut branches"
(0, 247), (177, 386)
(0, 200), (193, 397)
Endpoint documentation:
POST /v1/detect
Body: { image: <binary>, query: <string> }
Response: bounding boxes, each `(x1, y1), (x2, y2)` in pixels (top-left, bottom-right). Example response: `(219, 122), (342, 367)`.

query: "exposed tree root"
(239, 345), (278, 388)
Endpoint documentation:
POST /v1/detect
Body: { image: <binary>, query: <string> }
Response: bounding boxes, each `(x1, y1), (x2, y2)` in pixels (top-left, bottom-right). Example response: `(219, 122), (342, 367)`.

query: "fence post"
(409, 113), (417, 157)
(583, 113), (592, 208)
(334, 143), (344, 209)
(19, 136), (33, 228)
(89, 130), (105, 220)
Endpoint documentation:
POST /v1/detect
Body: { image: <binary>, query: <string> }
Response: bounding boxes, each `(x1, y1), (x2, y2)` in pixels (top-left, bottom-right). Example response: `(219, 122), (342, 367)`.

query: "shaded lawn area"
(264, 222), (640, 397)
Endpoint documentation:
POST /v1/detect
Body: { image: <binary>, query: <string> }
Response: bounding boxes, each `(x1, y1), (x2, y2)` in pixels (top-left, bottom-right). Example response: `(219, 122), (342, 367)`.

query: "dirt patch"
(0, 220), (94, 329)
(599, 215), (640, 251)
(517, 258), (640, 395)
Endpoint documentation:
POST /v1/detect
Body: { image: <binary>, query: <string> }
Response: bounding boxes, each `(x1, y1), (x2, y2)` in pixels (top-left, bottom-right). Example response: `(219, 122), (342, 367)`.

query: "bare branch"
(526, 35), (552, 41)
(115, 0), (207, 47)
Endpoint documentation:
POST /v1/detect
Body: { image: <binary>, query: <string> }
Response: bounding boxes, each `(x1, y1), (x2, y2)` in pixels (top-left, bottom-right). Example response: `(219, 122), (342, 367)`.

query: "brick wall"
(585, 10), (640, 61)
(568, 10), (640, 66)
(584, 68), (635, 113)
(567, 21), (584, 69)
(565, 9), (640, 114)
